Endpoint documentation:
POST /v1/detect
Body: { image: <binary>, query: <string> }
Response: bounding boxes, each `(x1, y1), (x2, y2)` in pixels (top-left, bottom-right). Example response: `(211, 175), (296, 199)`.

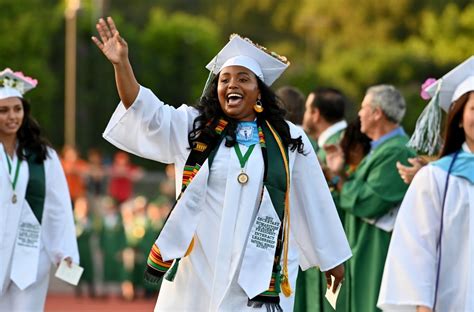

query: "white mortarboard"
(408, 55), (474, 155)
(0, 68), (38, 100)
(426, 55), (474, 112)
(205, 34), (290, 87)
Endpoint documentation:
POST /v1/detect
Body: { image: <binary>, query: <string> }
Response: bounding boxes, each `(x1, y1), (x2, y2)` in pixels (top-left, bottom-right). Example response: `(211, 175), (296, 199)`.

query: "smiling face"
(0, 97), (24, 140)
(217, 65), (261, 121)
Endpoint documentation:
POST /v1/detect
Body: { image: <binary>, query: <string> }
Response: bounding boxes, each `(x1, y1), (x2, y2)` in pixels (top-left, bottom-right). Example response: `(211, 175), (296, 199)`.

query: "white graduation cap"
(408, 55), (474, 155)
(425, 55), (474, 112)
(0, 68), (38, 100)
(205, 34), (290, 87)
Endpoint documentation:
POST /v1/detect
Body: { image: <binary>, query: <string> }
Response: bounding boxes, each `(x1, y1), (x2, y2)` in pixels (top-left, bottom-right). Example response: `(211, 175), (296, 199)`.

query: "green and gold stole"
(144, 118), (292, 309)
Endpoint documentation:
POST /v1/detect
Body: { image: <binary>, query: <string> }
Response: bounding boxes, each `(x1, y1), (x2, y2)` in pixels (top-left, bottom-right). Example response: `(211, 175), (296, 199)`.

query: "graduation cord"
(433, 150), (459, 310)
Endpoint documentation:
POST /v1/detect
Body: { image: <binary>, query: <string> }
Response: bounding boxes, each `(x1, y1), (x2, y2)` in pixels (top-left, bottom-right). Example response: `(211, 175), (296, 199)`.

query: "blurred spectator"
(99, 196), (127, 298)
(108, 151), (144, 204)
(85, 148), (107, 223)
(85, 148), (107, 197)
(61, 145), (89, 207)
(159, 164), (177, 201)
(294, 87), (349, 312)
(74, 197), (96, 298)
(338, 116), (371, 175)
(303, 87), (348, 164)
(276, 86), (305, 125)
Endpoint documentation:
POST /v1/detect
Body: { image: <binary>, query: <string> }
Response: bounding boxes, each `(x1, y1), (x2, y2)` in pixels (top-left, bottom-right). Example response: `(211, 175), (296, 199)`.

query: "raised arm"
(92, 16), (139, 108)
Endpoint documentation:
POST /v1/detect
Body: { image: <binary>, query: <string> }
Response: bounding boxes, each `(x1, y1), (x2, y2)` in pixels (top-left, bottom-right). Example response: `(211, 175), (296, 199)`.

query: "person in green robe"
(303, 87), (348, 165)
(326, 84), (416, 312)
(99, 196), (127, 297)
(294, 87), (349, 312)
(74, 197), (97, 298)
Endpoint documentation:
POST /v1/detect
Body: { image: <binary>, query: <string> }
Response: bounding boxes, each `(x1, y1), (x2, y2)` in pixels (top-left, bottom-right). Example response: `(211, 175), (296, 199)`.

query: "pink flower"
(420, 78), (437, 100)
(14, 71), (38, 87)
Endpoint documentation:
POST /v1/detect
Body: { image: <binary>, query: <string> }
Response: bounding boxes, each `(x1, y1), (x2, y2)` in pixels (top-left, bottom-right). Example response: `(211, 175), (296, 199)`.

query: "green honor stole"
(25, 150), (46, 224)
(144, 118), (292, 309)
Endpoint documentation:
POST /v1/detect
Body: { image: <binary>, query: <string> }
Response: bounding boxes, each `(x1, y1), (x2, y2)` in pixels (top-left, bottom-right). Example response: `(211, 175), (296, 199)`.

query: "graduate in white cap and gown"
(378, 55), (474, 312)
(0, 68), (79, 311)
(93, 16), (351, 312)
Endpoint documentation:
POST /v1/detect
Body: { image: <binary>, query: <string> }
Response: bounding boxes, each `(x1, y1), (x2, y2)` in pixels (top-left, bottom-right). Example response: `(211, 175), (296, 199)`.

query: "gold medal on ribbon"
(234, 143), (256, 186)
(237, 171), (249, 184)
(4, 149), (22, 204)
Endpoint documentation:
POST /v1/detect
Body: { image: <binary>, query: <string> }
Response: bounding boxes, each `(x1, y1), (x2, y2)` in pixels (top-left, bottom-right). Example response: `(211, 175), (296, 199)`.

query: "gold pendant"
(237, 171), (249, 184)
(12, 194), (17, 204)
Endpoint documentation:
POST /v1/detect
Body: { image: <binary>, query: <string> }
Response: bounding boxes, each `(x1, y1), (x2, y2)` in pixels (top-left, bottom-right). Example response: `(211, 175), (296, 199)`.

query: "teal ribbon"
(432, 149), (474, 184)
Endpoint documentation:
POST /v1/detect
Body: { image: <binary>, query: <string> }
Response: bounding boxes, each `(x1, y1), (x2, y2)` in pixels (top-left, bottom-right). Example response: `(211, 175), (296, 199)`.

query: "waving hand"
(91, 16), (139, 107)
(92, 17), (128, 65)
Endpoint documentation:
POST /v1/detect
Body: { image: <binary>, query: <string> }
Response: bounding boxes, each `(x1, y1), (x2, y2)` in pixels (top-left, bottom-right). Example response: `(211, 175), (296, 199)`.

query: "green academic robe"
(294, 129), (346, 312)
(75, 217), (95, 283)
(100, 213), (127, 282)
(338, 134), (415, 312)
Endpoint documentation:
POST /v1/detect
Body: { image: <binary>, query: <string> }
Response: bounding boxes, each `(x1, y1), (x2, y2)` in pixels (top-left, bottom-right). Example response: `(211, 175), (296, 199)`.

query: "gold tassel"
(281, 272), (292, 297)
(266, 120), (292, 298)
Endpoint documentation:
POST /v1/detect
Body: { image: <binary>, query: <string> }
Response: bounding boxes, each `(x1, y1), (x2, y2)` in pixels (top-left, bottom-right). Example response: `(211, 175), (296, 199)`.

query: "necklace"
(4, 149), (21, 204)
(234, 144), (256, 184)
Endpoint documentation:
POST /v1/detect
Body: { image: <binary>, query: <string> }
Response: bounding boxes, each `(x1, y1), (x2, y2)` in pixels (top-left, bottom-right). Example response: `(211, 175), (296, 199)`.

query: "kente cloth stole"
(25, 149), (46, 224)
(144, 118), (291, 308)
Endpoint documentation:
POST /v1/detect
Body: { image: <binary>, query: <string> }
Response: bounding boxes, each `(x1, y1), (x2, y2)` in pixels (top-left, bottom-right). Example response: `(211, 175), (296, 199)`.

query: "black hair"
(339, 117), (371, 165)
(276, 86), (305, 125)
(309, 87), (347, 123)
(189, 74), (304, 153)
(16, 98), (51, 162)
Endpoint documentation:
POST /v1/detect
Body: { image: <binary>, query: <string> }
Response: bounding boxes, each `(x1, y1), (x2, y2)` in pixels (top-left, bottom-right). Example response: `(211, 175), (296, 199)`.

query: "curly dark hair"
(339, 117), (371, 165)
(439, 91), (471, 157)
(16, 98), (51, 162)
(188, 74), (304, 153)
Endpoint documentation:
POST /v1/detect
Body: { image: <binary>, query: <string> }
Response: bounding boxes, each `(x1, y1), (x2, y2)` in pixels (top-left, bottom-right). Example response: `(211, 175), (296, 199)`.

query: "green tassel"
(275, 265), (282, 293)
(164, 259), (180, 282)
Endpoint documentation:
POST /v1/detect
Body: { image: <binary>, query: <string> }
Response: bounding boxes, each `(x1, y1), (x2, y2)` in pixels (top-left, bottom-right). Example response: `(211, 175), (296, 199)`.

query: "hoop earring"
(253, 99), (264, 113)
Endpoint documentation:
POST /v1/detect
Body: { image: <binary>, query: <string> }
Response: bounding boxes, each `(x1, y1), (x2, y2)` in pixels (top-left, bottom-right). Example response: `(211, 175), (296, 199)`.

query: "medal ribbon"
(234, 144), (256, 169)
(4, 149), (21, 191)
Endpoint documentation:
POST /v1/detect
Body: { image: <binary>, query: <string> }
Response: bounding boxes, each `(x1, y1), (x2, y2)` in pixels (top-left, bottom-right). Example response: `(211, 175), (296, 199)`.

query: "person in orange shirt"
(61, 145), (89, 207)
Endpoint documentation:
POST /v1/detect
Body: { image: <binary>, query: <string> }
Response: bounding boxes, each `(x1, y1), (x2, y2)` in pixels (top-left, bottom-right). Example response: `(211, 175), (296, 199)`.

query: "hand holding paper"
(55, 259), (84, 286)
(325, 275), (343, 310)
(324, 264), (345, 310)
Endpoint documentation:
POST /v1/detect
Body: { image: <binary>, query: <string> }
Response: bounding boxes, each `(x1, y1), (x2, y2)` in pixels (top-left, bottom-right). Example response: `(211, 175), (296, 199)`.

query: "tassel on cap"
(407, 80), (443, 156)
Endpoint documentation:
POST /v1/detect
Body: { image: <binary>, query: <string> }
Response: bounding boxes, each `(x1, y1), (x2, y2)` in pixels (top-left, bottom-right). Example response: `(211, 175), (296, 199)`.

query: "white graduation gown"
(377, 163), (474, 311)
(103, 86), (351, 312)
(0, 146), (79, 310)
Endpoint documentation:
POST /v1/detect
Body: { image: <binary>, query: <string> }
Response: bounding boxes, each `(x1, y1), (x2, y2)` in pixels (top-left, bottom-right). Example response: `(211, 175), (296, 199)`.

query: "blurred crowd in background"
(59, 145), (175, 301)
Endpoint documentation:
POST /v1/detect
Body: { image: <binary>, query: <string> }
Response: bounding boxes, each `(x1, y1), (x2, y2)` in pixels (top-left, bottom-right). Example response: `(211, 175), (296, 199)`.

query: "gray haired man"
(325, 84), (416, 312)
